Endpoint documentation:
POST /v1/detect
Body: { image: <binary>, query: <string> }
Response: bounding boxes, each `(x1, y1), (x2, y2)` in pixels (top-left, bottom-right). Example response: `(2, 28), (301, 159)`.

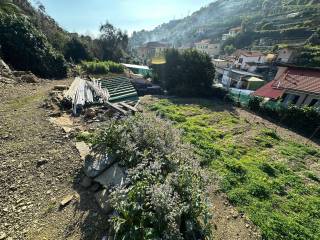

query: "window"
(309, 99), (319, 107)
(281, 93), (288, 102)
(291, 95), (300, 105)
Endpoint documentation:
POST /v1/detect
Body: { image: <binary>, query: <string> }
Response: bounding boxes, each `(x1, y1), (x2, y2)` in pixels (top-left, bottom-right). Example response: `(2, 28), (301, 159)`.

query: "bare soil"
(0, 80), (106, 240)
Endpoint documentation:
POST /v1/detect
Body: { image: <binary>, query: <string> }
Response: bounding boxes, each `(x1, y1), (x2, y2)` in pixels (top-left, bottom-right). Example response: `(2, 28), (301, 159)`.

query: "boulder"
(80, 176), (93, 189)
(95, 189), (112, 213)
(84, 154), (114, 178)
(75, 142), (91, 161)
(94, 163), (125, 188)
(20, 74), (39, 83)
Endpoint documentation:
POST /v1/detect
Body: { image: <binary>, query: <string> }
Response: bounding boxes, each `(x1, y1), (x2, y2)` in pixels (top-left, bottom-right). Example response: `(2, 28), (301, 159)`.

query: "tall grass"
(81, 61), (124, 74)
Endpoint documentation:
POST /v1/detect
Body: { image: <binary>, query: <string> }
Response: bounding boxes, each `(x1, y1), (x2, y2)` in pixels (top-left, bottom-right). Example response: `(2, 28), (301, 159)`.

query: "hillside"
(130, 0), (320, 48)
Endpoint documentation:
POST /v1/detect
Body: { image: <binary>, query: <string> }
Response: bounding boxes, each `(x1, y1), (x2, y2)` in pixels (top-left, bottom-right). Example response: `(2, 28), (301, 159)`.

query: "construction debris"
(60, 194), (74, 207)
(62, 76), (139, 116)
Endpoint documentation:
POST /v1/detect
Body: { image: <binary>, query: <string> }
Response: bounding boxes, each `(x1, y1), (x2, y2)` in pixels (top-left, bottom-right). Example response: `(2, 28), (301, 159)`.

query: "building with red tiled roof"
(253, 67), (320, 107)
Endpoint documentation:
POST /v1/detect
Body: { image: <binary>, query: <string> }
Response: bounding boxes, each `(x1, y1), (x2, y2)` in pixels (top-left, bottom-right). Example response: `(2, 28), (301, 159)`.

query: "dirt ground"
(0, 80), (107, 240)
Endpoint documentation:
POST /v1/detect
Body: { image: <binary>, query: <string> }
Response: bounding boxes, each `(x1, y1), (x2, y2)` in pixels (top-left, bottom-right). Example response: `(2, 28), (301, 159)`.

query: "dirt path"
(0, 81), (105, 240)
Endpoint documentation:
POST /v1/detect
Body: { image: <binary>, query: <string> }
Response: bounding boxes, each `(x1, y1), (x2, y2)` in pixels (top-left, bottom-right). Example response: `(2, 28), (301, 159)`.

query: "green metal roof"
(99, 76), (139, 103)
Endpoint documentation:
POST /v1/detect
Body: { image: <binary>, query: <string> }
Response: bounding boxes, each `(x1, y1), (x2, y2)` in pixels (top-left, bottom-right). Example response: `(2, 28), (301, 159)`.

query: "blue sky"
(31, 0), (213, 36)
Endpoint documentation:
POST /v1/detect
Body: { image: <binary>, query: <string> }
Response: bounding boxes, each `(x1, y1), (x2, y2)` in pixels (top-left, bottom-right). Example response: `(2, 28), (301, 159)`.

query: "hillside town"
(132, 26), (320, 109)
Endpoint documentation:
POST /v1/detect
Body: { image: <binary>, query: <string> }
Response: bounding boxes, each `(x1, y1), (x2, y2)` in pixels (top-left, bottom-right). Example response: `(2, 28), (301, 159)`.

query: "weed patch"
(148, 98), (320, 240)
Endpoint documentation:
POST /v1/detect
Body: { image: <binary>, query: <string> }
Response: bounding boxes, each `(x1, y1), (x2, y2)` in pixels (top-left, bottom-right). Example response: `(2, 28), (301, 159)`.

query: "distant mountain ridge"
(130, 0), (320, 49)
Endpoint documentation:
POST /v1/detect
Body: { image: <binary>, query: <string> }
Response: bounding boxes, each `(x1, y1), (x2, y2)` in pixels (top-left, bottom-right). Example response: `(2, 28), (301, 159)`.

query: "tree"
(64, 37), (91, 63)
(157, 49), (215, 97)
(0, 13), (67, 78)
(98, 21), (129, 62)
(224, 44), (236, 55)
(0, 0), (20, 14)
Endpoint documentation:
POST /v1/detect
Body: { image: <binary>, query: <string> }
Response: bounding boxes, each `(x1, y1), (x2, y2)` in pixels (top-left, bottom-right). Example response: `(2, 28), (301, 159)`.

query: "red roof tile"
(272, 68), (320, 95)
(252, 80), (284, 99)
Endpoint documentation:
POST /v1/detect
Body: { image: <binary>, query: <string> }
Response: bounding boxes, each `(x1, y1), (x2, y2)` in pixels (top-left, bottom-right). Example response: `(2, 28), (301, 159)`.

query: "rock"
(36, 159), (48, 167)
(20, 74), (39, 83)
(94, 163), (125, 188)
(80, 176), (93, 188)
(245, 224), (250, 228)
(75, 142), (91, 161)
(0, 232), (6, 240)
(89, 183), (101, 193)
(53, 85), (68, 91)
(0, 76), (14, 84)
(84, 154), (114, 178)
(60, 194), (74, 207)
(84, 108), (97, 119)
(95, 189), (112, 214)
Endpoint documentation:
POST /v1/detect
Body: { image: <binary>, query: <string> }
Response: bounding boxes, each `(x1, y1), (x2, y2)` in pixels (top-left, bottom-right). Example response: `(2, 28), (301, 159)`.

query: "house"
(253, 67), (320, 107)
(234, 50), (267, 71)
(222, 68), (264, 90)
(212, 58), (232, 82)
(137, 42), (170, 63)
(222, 27), (242, 41)
(194, 39), (220, 57)
(276, 47), (298, 64)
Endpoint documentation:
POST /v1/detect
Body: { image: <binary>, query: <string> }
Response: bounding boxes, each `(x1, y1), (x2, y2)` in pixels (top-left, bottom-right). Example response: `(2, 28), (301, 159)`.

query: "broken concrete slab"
(95, 189), (112, 214)
(93, 163), (125, 188)
(84, 154), (114, 178)
(60, 194), (74, 207)
(80, 176), (93, 189)
(75, 142), (91, 161)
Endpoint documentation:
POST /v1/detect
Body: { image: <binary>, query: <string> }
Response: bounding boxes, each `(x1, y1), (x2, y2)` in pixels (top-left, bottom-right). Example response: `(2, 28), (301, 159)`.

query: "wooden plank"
(119, 102), (138, 112)
(104, 101), (127, 115)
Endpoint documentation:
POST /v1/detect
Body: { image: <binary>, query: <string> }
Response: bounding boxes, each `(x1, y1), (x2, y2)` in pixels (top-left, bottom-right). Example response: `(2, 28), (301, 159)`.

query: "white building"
(276, 47), (298, 63)
(222, 27), (242, 41)
(195, 40), (220, 57)
(234, 50), (267, 70)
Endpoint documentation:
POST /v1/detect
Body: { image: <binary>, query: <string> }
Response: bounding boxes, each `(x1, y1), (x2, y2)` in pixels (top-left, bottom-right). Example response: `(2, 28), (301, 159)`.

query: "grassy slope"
(146, 98), (320, 240)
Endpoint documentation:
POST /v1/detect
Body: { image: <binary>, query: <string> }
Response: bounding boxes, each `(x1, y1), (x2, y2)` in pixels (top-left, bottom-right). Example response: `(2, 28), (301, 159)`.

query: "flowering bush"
(92, 113), (212, 239)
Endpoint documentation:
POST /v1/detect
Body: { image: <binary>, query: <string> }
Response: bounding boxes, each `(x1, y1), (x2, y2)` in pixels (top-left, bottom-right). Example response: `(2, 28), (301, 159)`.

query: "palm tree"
(0, 0), (20, 14)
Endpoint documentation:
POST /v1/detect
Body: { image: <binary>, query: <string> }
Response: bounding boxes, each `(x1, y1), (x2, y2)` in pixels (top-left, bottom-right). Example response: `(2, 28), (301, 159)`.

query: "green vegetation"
(91, 113), (212, 239)
(0, 0), (129, 78)
(248, 96), (320, 138)
(148, 98), (320, 240)
(0, 13), (67, 78)
(130, 0), (320, 49)
(154, 49), (215, 97)
(81, 61), (124, 75)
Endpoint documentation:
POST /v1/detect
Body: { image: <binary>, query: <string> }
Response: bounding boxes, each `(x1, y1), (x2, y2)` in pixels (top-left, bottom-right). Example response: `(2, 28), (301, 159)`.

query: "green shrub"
(92, 113), (212, 239)
(81, 60), (124, 75)
(248, 96), (263, 111)
(0, 13), (67, 78)
(248, 182), (271, 199)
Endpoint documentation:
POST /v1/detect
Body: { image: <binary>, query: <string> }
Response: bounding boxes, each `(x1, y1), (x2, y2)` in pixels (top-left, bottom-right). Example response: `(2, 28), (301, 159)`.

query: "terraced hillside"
(130, 0), (320, 48)
(143, 97), (320, 240)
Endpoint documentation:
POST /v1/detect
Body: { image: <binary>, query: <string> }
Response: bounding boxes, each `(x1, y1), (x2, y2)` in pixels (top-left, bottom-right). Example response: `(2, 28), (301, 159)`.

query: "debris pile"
(12, 71), (39, 83)
(0, 58), (40, 84)
(81, 151), (126, 216)
(0, 58), (15, 84)
(46, 76), (140, 122)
